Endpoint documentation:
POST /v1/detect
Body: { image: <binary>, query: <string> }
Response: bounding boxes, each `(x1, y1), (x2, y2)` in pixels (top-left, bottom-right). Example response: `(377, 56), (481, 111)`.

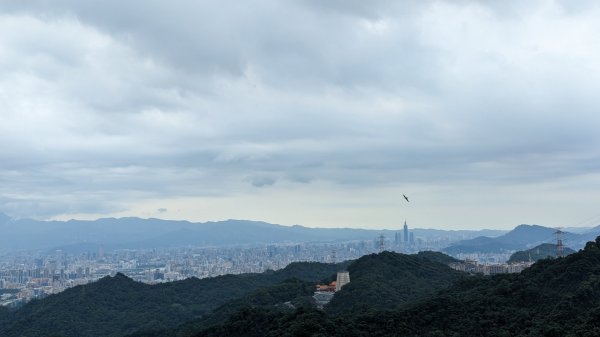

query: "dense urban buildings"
(0, 223), (531, 308)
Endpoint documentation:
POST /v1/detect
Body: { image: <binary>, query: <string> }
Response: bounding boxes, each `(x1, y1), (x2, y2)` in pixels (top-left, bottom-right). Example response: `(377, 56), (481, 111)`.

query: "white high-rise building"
(335, 271), (350, 291)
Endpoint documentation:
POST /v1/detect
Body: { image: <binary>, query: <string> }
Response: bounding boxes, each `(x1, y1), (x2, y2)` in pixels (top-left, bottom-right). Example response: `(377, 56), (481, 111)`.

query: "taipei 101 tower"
(403, 220), (409, 243)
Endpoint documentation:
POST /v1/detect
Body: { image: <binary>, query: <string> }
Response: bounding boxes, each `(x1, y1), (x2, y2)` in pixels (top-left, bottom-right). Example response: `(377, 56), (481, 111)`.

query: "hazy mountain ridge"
(0, 213), (506, 250)
(444, 224), (599, 254)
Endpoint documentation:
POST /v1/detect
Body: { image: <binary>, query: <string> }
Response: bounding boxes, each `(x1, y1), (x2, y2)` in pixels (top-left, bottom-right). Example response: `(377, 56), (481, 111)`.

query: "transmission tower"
(554, 229), (564, 258)
(378, 234), (385, 253)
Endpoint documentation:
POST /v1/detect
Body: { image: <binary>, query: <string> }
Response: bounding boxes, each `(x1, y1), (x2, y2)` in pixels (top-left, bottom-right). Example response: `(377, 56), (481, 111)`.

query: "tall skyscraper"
(403, 220), (409, 243)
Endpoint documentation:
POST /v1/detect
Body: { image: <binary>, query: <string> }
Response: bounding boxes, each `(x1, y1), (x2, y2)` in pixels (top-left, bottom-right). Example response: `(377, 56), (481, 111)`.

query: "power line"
(568, 213), (600, 228)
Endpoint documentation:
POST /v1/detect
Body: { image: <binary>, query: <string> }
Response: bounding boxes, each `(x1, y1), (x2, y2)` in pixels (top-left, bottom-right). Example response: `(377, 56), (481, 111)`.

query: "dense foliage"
(0, 261), (347, 337)
(414, 250), (460, 264)
(0, 305), (9, 324)
(178, 251), (462, 335)
(325, 251), (465, 314)
(130, 278), (319, 337)
(189, 278), (315, 327)
(198, 307), (334, 337)
(507, 243), (576, 263)
(196, 237), (600, 337)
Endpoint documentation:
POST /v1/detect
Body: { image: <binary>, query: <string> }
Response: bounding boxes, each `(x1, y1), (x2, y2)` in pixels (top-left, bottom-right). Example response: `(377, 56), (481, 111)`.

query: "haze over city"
(2, 1), (600, 229)
(6, 2), (600, 337)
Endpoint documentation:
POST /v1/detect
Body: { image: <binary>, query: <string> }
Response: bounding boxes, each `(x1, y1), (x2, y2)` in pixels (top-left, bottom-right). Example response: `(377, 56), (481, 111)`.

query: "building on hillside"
(313, 291), (335, 308)
(449, 260), (534, 275)
(335, 271), (350, 291)
(313, 271), (351, 307)
(313, 280), (336, 308)
(316, 281), (336, 292)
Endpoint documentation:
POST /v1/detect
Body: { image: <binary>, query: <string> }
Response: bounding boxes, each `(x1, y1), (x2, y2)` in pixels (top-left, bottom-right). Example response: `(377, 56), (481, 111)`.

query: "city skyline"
(1, 1), (600, 229)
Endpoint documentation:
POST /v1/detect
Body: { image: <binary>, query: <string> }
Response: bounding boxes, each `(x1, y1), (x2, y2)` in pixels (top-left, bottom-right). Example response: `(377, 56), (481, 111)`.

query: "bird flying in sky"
(403, 194), (410, 202)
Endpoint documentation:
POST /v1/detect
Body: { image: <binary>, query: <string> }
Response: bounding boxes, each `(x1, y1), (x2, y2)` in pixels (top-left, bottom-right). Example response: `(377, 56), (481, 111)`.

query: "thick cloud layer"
(1, 1), (599, 228)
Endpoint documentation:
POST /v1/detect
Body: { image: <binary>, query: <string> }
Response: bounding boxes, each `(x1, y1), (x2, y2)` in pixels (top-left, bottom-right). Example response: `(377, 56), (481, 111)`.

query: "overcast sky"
(1, 0), (600, 229)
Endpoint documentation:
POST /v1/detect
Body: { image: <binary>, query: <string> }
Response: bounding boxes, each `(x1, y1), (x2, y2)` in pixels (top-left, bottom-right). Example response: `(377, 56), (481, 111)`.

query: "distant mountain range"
(2, 212), (596, 253)
(0, 213), (506, 251)
(444, 224), (600, 255)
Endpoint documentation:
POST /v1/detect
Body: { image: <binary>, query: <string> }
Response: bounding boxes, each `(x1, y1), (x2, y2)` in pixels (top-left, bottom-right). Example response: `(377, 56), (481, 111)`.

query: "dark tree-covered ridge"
(326, 251), (465, 314)
(507, 243), (576, 263)
(0, 261), (348, 337)
(197, 236), (600, 337)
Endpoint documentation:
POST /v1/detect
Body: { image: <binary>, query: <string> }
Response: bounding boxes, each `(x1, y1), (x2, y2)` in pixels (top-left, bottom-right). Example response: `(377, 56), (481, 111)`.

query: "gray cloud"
(0, 1), (599, 228)
(250, 176), (276, 188)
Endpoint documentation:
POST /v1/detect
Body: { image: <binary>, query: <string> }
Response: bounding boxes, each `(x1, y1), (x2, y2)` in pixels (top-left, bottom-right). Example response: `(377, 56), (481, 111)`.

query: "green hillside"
(325, 251), (465, 314)
(0, 250), (463, 337)
(131, 250), (463, 337)
(0, 261), (348, 337)
(414, 250), (460, 264)
(507, 243), (576, 263)
(131, 278), (317, 337)
(195, 237), (600, 337)
(0, 305), (9, 324)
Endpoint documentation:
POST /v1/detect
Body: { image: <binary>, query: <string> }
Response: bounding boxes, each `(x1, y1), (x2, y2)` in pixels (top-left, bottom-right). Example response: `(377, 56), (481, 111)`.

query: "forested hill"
(126, 250), (464, 337)
(0, 305), (8, 323)
(130, 278), (320, 337)
(197, 236), (600, 337)
(326, 251), (465, 313)
(0, 251), (464, 337)
(507, 243), (576, 263)
(0, 261), (348, 337)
